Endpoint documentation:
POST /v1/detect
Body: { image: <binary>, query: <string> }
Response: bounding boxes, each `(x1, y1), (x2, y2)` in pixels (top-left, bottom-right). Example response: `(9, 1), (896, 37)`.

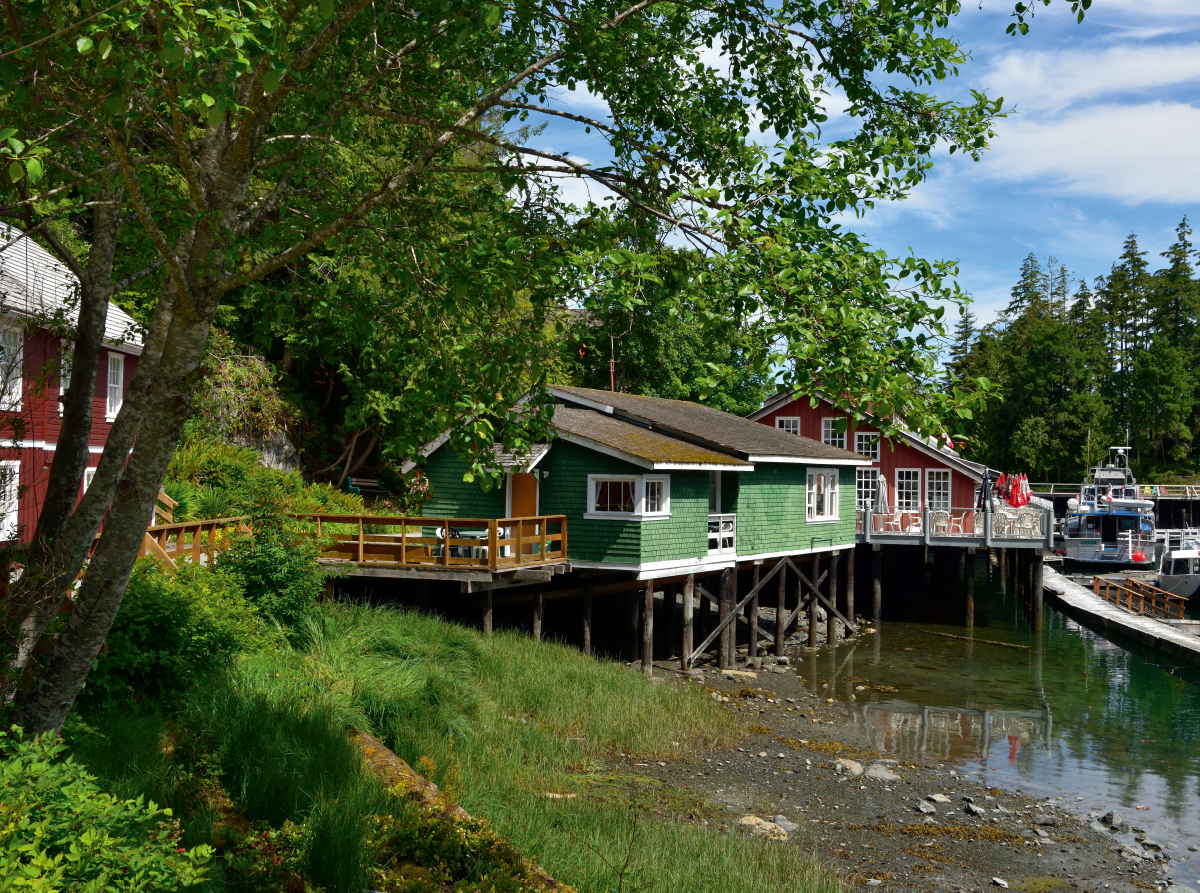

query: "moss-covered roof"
(553, 406), (750, 468)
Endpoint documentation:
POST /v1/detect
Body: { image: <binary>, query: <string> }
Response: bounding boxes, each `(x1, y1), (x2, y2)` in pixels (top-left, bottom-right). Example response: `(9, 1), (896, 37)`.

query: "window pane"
(645, 480), (663, 513)
(927, 470), (950, 510)
(107, 354), (123, 417)
(896, 470), (920, 510)
(855, 432), (878, 461)
(856, 468), (878, 510)
(776, 417), (801, 435)
(821, 419), (845, 450)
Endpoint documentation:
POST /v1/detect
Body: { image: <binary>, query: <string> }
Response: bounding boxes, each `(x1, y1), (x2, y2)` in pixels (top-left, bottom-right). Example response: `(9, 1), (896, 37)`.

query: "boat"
(1061, 447), (1157, 567)
(1156, 529), (1200, 599)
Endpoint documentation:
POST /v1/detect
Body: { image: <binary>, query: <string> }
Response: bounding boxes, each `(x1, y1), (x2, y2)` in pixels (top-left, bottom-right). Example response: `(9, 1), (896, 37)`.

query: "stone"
(777, 656), (790, 665)
(1034, 815), (1060, 827)
(965, 803), (987, 817)
(1142, 840), (1163, 851)
(915, 800), (937, 815)
(921, 816), (938, 825)
(992, 879), (1009, 888)
(927, 793), (951, 804)
(1089, 822), (1107, 833)
(1100, 810), (1122, 827)
(1036, 829), (1050, 839)
(758, 751), (768, 758)
(865, 881), (883, 887)
(1118, 821), (1132, 834)
(1189, 844), (1199, 852)
(836, 759), (864, 778)
(772, 815), (799, 833)
(736, 815), (789, 840)
(865, 763), (902, 782)
(724, 669), (757, 680)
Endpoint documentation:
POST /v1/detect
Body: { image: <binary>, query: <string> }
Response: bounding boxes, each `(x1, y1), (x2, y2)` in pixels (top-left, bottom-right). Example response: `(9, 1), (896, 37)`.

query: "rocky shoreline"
(621, 641), (1199, 893)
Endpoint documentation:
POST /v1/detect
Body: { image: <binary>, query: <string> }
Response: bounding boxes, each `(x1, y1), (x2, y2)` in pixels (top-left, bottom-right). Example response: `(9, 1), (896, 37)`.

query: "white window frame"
(895, 468), (921, 511)
(0, 460), (18, 542)
(83, 467), (96, 493)
(926, 469), (951, 511)
(775, 417), (801, 436)
(585, 473), (671, 520)
(854, 432), (879, 461)
(806, 467), (840, 523)
(0, 326), (22, 412)
(821, 417), (845, 450)
(58, 340), (74, 416)
(106, 352), (124, 421)
(708, 470), (721, 513)
(856, 468), (879, 511)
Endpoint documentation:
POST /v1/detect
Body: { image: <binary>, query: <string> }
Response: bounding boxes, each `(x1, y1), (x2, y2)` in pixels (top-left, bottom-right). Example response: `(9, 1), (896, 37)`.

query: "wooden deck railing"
(1093, 575), (1189, 620)
(136, 517), (250, 573)
(288, 514), (568, 572)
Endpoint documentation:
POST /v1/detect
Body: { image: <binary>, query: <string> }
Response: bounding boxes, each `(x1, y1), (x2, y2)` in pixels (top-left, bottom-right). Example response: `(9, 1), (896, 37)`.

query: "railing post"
(984, 509), (992, 548)
(442, 520), (450, 566)
(488, 521), (498, 572)
(922, 506), (930, 545)
(515, 520), (524, 566)
(358, 518), (365, 563)
(540, 517), (547, 563)
(401, 519), (408, 567)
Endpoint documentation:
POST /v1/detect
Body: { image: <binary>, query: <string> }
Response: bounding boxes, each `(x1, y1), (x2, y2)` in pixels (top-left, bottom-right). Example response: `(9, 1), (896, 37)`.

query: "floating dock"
(1042, 567), (1200, 668)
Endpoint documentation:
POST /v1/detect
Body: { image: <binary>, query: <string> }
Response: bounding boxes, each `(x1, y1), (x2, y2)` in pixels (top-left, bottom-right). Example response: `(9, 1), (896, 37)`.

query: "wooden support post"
(775, 561), (787, 655)
(582, 570), (593, 657)
(665, 583), (678, 660)
(1032, 551), (1044, 632)
(872, 545), (882, 623)
(749, 565), (760, 660)
(718, 567), (734, 668)
(965, 547), (976, 628)
(846, 545), (856, 634)
(483, 590), (494, 636)
(826, 550), (839, 645)
(682, 574), (695, 668)
(627, 590), (640, 662)
(809, 554), (821, 647)
(642, 579), (655, 678)
(533, 591), (544, 640)
(999, 547), (1007, 594)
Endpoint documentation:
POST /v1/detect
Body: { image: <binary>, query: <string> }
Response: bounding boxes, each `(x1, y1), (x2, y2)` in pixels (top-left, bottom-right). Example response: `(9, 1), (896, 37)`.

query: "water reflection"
(806, 555), (1200, 877)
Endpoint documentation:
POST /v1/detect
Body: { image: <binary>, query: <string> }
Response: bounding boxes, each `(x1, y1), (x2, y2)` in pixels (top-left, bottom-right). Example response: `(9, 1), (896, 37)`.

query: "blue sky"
(532, 0), (1200, 327)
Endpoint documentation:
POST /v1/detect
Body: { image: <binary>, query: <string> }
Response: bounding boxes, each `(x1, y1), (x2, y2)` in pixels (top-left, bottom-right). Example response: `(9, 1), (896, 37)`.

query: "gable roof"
(0, 225), (144, 354)
(549, 386), (869, 466)
(747, 390), (990, 481)
(553, 405), (751, 470)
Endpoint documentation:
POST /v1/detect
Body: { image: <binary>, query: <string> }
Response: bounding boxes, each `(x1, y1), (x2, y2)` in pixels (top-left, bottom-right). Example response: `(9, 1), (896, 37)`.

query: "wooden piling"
(999, 547), (1007, 594)
(749, 564), (760, 660)
(872, 545), (882, 623)
(582, 570), (593, 656)
(775, 560), (787, 655)
(718, 567), (734, 668)
(642, 579), (655, 678)
(483, 590), (493, 636)
(666, 583), (678, 660)
(627, 590), (640, 662)
(682, 574), (695, 668)
(846, 545), (855, 634)
(533, 591), (544, 640)
(1032, 551), (1044, 632)
(826, 550), (839, 644)
(965, 547), (975, 628)
(809, 554), (821, 647)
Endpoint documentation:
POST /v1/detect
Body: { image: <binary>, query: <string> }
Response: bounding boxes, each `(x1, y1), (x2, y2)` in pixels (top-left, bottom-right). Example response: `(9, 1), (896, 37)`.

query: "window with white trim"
(587, 474), (671, 519)
(643, 476), (670, 516)
(83, 467), (96, 493)
(926, 469), (951, 510)
(854, 432), (879, 461)
(775, 417), (801, 436)
(856, 468), (879, 511)
(821, 418), (845, 450)
(0, 327), (22, 412)
(106, 352), (124, 420)
(592, 477), (635, 514)
(58, 340), (74, 416)
(806, 468), (839, 522)
(895, 469), (921, 511)
(0, 461), (18, 542)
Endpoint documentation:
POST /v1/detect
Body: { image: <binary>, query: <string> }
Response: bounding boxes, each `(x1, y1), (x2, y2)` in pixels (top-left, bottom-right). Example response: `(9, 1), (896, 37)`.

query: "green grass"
(73, 602), (844, 893)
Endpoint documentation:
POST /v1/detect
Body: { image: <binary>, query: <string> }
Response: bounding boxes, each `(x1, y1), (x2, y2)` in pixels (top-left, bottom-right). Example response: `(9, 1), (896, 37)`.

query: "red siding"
(1, 328), (138, 542)
(756, 395), (979, 509)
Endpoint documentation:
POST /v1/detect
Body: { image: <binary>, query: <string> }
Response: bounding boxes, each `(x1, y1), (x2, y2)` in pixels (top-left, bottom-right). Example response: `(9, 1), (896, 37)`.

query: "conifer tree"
(945, 308), (978, 383)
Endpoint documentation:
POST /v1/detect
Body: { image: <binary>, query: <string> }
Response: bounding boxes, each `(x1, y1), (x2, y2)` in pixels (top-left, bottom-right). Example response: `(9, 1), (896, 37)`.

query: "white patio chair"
(930, 510), (951, 536)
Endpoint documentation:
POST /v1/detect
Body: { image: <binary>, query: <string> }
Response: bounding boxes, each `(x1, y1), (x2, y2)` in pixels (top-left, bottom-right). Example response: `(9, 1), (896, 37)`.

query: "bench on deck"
(344, 477), (390, 498)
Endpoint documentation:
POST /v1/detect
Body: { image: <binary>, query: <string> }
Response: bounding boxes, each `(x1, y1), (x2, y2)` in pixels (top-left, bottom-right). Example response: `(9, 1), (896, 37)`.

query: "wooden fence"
(288, 514), (567, 572)
(137, 517), (250, 573)
(1093, 575), (1189, 621)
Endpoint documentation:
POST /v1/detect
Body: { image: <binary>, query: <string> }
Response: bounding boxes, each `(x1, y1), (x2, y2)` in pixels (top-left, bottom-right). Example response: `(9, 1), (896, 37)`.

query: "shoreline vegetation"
(47, 560), (847, 892)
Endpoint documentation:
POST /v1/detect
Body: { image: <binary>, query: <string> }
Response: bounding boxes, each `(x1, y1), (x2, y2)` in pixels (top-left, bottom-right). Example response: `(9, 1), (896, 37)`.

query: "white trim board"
(556, 430), (753, 472)
(749, 454), (869, 466)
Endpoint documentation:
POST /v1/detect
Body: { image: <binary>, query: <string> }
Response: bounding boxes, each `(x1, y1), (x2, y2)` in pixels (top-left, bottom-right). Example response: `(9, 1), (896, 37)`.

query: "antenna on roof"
(610, 333), (615, 393)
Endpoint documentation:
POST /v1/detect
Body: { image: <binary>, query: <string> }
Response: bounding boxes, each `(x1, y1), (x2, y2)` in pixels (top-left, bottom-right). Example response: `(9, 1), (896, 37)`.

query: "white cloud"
(984, 101), (1200, 203)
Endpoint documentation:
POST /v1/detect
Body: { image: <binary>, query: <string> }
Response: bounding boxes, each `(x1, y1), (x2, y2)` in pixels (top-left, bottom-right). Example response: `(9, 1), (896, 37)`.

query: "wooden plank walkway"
(1042, 567), (1200, 668)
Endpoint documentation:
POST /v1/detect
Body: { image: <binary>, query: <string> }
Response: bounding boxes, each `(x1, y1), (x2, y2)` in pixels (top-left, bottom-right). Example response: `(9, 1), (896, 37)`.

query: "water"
(802, 555), (1200, 879)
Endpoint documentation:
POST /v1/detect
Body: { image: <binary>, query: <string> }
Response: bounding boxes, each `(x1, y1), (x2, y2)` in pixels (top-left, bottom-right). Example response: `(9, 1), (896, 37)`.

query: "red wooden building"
(0, 226), (143, 542)
(748, 392), (988, 518)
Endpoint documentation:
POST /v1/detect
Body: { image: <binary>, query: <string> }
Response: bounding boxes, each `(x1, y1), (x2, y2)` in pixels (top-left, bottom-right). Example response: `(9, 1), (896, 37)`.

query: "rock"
(777, 656), (790, 665)
(965, 803), (987, 817)
(825, 697), (835, 704)
(836, 759), (864, 778)
(921, 816), (938, 825)
(855, 684), (867, 691)
(1100, 810), (1122, 827)
(915, 800), (937, 815)
(865, 763), (903, 782)
(865, 881), (883, 887)
(758, 751), (768, 758)
(1033, 815), (1060, 827)
(724, 669), (757, 680)
(1142, 839), (1163, 851)
(992, 879), (1009, 888)
(1118, 821), (1132, 834)
(1189, 844), (1199, 852)
(1089, 822), (1107, 833)
(927, 793), (951, 804)
(736, 815), (789, 840)
(1036, 829), (1050, 839)
(772, 815), (799, 833)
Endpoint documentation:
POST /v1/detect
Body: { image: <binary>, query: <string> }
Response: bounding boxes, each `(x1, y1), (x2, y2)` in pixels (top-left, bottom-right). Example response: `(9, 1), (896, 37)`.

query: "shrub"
(168, 440), (261, 490)
(162, 479), (200, 522)
(194, 485), (234, 519)
(0, 728), (211, 892)
(86, 560), (274, 703)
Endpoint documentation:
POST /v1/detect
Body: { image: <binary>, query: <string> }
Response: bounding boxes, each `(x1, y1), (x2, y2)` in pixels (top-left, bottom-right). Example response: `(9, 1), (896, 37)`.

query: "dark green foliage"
(85, 562), (273, 704)
(0, 727), (211, 891)
(949, 217), (1200, 479)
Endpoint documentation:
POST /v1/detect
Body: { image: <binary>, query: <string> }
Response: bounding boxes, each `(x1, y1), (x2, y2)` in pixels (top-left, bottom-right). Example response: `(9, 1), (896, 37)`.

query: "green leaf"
(0, 128), (16, 142)
(24, 158), (43, 184)
(99, 37), (112, 59)
(319, 0), (334, 19)
(76, 36), (93, 54)
(262, 70), (280, 93)
(7, 161), (24, 183)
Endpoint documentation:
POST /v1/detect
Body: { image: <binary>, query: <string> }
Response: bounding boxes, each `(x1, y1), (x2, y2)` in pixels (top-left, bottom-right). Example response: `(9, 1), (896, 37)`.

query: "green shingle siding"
(732, 464), (856, 556)
(421, 449), (506, 518)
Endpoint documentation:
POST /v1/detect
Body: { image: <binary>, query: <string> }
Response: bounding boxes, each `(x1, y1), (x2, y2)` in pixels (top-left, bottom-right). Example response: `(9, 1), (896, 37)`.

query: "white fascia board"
(567, 555), (738, 579)
(745, 390), (796, 421)
(896, 431), (984, 481)
(747, 455), (870, 466)
(548, 386), (614, 414)
(652, 461), (754, 471)
(102, 338), (143, 357)
(553, 430), (655, 469)
(400, 427), (454, 473)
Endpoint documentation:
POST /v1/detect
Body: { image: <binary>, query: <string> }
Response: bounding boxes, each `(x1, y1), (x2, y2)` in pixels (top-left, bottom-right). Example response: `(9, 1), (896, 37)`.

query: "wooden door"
(510, 473), (538, 518)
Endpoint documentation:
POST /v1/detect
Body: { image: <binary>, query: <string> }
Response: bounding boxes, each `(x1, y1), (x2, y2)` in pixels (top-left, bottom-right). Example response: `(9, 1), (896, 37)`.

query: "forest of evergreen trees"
(950, 218), (1200, 483)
